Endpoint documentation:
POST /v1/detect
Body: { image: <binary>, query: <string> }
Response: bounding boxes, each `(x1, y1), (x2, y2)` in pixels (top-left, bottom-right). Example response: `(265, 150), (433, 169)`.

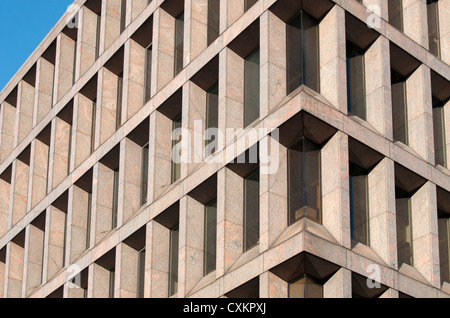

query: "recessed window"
(286, 11), (319, 94)
(244, 170), (259, 252)
(391, 69), (408, 145)
(427, 0), (440, 57)
(433, 99), (447, 168)
(171, 115), (182, 183)
(346, 41), (366, 120)
(112, 168), (119, 229)
(174, 12), (185, 76)
(288, 137), (321, 225)
(244, 48), (260, 128)
(204, 200), (217, 276)
(116, 72), (124, 130)
(205, 82), (219, 157)
(244, 0), (258, 12)
(396, 188), (413, 266)
(207, 0), (220, 46)
(169, 225), (179, 296)
(144, 44), (153, 103)
(137, 248), (146, 298)
(349, 163), (369, 246)
(141, 143), (149, 206)
(109, 268), (116, 298)
(388, 0), (403, 31)
(439, 215), (450, 284)
(289, 275), (323, 298)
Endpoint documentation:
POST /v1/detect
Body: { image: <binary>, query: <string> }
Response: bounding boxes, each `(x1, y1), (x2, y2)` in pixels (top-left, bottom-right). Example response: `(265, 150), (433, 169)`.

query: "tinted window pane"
(244, 48), (260, 127)
(206, 83), (219, 156)
(289, 275), (323, 298)
(116, 73), (123, 129)
(207, 0), (220, 45)
(144, 45), (152, 102)
(350, 168), (369, 245)
(137, 248), (146, 298)
(141, 144), (149, 206)
(244, 0), (258, 12)
(427, 1), (440, 57)
(303, 13), (319, 92)
(389, 0), (403, 31)
(433, 105), (447, 167)
(112, 169), (119, 229)
(347, 42), (366, 120)
(174, 12), (184, 76)
(287, 15), (303, 94)
(289, 276), (305, 298)
(169, 226), (179, 296)
(305, 276), (323, 298)
(438, 217), (450, 283)
(204, 201), (217, 275)
(244, 170), (260, 251)
(171, 116), (182, 183)
(396, 196), (413, 266)
(391, 71), (408, 144)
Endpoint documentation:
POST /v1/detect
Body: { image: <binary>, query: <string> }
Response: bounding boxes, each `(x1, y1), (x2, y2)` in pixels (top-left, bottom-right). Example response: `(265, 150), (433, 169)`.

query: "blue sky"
(0, 0), (74, 92)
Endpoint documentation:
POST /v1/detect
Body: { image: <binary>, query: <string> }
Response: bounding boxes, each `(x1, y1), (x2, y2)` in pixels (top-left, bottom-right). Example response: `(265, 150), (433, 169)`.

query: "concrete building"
(0, 0), (449, 298)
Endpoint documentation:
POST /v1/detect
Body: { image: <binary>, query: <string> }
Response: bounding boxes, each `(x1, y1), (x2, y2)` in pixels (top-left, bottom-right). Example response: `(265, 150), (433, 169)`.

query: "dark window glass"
(244, 0), (258, 12)
(171, 116), (182, 183)
(347, 41), (366, 120)
(244, 48), (260, 128)
(204, 200), (217, 275)
(289, 275), (323, 298)
(174, 12), (184, 76)
(427, 0), (440, 57)
(86, 193), (92, 249)
(391, 69), (408, 145)
(112, 168), (119, 229)
(433, 100), (447, 167)
(288, 138), (321, 225)
(286, 11), (319, 94)
(144, 44), (153, 103)
(67, 123), (73, 176)
(207, 0), (220, 46)
(116, 73), (123, 130)
(169, 225), (179, 296)
(109, 268), (115, 298)
(91, 99), (97, 154)
(244, 170), (259, 251)
(137, 248), (145, 298)
(120, 0), (127, 33)
(141, 143), (149, 206)
(388, 0), (403, 31)
(438, 216), (450, 283)
(396, 190), (413, 266)
(205, 82), (219, 157)
(349, 164), (369, 246)
(95, 13), (101, 60)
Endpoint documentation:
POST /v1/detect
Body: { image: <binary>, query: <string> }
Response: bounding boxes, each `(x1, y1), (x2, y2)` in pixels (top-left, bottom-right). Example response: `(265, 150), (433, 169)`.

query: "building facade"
(0, 0), (449, 298)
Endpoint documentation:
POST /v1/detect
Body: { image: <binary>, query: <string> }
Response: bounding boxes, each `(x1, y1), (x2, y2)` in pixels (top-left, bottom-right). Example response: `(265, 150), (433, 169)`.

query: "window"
(289, 275), (323, 298)
(112, 168), (119, 229)
(207, 0), (220, 46)
(137, 248), (146, 298)
(349, 164), (369, 246)
(120, 0), (127, 33)
(174, 12), (184, 76)
(86, 193), (92, 249)
(244, 170), (259, 251)
(171, 115), (182, 183)
(169, 225), (179, 296)
(116, 72), (123, 130)
(204, 200), (217, 276)
(288, 138), (321, 225)
(244, 0), (258, 12)
(205, 82), (218, 157)
(388, 0), (403, 31)
(433, 99), (447, 168)
(286, 11), (319, 94)
(438, 215), (450, 284)
(427, 0), (440, 57)
(391, 69), (408, 145)
(141, 143), (149, 206)
(91, 99), (97, 154)
(144, 44), (153, 103)
(244, 48), (260, 128)
(346, 41), (366, 120)
(109, 268), (115, 298)
(396, 188), (413, 266)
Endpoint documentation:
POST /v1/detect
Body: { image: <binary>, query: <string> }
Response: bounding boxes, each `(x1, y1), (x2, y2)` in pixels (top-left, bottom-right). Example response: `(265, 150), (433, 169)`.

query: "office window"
(207, 0), (220, 46)
(388, 0), (403, 31)
(286, 11), (319, 94)
(433, 100), (447, 168)
(174, 12), (184, 76)
(141, 143), (149, 206)
(427, 0), (440, 57)
(347, 41), (366, 120)
(91, 99), (97, 154)
(116, 73), (123, 130)
(109, 268), (115, 298)
(438, 215), (450, 284)
(205, 82), (218, 156)
(396, 189), (413, 266)
(289, 275), (323, 298)
(144, 44), (153, 103)
(171, 116), (182, 183)
(349, 164), (369, 246)
(204, 200), (217, 276)
(120, 0), (127, 33)
(86, 193), (92, 249)
(169, 225), (179, 296)
(244, 48), (260, 128)
(391, 69), (408, 145)
(244, 0), (258, 12)
(244, 170), (259, 251)
(112, 168), (119, 229)
(288, 138), (321, 225)
(137, 248), (145, 298)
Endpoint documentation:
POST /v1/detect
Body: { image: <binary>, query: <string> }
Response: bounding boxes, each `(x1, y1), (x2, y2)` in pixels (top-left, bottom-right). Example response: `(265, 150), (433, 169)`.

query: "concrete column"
(152, 8), (176, 93)
(402, 0), (429, 48)
(259, 271), (288, 298)
(323, 268), (352, 298)
(411, 181), (440, 287)
(146, 220), (170, 298)
(178, 196), (205, 297)
(98, 67), (120, 146)
(92, 163), (115, 244)
(28, 139), (50, 210)
(368, 158), (397, 268)
(224, 0), (244, 29)
(127, 0), (148, 24)
(365, 37), (392, 139)
(123, 39), (146, 121)
(50, 117), (72, 190)
(14, 80), (35, 146)
(90, 263), (112, 298)
(33, 57), (55, 125)
(10, 160), (29, 227)
(0, 252), (5, 298)
(116, 242), (139, 298)
(438, 0), (449, 64)
(44, 206), (67, 282)
(76, 6), (101, 79)
(319, 5), (347, 113)
(0, 101), (16, 162)
(5, 240), (25, 298)
(406, 64), (434, 163)
(54, 33), (77, 103)
(23, 222), (45, 297)
(148, 111), (173, 202)
(216, 168), (244, 277)
(322, 132), (351, 249)
(260, 11), (286, 117)
(260, 137), (287, 252)
(362, 0), (389, 21)
(0, 176), (11, 237)
(185, 0), (208, 63)
(100, 0), (124, 53)
(73, 94), (96, 169)
(68, 185), (91, 263)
